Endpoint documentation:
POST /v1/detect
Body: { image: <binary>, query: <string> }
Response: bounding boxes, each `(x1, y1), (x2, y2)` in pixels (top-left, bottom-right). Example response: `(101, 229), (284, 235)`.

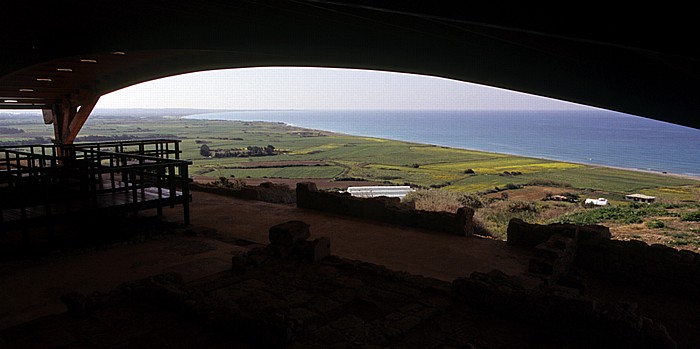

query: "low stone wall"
(296, 182), (474, 236)
(577, 239), (700, 298)
(506, 218), (611, 248)
(191, 182), (295, 203)
(507, 218), (700, 299)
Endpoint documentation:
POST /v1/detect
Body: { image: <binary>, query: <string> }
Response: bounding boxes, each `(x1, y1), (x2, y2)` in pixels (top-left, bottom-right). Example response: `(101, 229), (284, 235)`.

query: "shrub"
(199, 144), (211, 157)
(668, 232), (700, 247)
(209, 176), (246, 190)
(646, 220), (665, 228)
(475, 200), (539, 240)
(527, 178), (572, 188)
(681, 211), (700, 222)
(459, 193), (484, 209)
(404, 189), (484, 212)
(508, 201), (538, 213)
(554, 203), (669, 225)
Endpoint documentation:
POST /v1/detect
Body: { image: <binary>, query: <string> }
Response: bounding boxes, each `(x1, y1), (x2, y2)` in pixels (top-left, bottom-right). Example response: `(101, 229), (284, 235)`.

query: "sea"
(185, 109), (700, 178)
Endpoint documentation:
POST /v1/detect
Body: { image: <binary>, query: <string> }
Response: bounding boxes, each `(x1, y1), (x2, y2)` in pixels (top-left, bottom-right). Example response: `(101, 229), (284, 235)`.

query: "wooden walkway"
(1, 185), (186, 226)
(0, 140), (191, 235)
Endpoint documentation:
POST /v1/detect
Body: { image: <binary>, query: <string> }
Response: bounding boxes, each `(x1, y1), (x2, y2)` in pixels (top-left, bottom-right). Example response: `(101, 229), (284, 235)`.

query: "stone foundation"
(3, 220), (690, 348)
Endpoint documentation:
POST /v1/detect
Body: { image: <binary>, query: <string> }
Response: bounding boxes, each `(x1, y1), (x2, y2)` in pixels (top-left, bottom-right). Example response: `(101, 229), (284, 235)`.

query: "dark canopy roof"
(2, 1), (699, 128)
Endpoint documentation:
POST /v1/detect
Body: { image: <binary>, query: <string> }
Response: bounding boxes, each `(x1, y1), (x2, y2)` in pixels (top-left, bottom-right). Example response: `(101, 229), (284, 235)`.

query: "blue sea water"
(185, 109), (700, 177)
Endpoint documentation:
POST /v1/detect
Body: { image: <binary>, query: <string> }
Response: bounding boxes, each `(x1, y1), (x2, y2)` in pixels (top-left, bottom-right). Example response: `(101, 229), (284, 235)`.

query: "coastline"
(182, 109), (700, 180)
(193, 117), (700, 182)
(586, 164), (700, 182)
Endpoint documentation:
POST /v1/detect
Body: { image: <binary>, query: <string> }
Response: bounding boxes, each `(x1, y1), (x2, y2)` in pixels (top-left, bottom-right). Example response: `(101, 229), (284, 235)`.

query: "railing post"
(168, 165), (176, 208)
(130, 169), (138, 207)
(180, 163), (190, 225)
(156, 166), (163, 217)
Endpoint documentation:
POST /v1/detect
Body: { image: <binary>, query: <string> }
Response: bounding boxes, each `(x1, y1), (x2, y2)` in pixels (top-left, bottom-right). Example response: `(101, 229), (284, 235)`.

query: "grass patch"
(520, 167), (697, 193)
(404, 189), (484, 212)
(475, 200), (543, 239)
(551, 203), (672, 225)
(646, 220), (665, 229)
(667, 231), (700, 247)
(208, 165), (345, 179)
(681, 211), (700, 222)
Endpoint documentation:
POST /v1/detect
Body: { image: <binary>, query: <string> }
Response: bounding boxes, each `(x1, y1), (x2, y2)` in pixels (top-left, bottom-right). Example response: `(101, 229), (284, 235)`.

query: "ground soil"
(2, 189), (699, 347)
(175, 190), (535, 283)
(0, 189), (535, 332)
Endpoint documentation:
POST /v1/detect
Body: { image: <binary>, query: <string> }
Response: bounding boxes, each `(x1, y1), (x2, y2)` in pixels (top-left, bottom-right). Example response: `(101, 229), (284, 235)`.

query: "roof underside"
(2, 1), (699, 129)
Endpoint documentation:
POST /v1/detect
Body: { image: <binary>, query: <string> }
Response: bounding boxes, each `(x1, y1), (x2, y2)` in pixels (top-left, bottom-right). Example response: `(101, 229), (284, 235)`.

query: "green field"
(3, 111), (698, 195)
(4, 110), (700, 247)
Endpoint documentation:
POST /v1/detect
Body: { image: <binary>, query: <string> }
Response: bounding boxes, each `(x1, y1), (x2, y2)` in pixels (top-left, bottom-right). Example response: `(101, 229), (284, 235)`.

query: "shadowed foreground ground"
(0, 190), (698, 348)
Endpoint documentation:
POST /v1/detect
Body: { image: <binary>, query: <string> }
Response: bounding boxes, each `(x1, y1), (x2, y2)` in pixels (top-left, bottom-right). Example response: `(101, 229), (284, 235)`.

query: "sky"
(96, 67), (596, 111)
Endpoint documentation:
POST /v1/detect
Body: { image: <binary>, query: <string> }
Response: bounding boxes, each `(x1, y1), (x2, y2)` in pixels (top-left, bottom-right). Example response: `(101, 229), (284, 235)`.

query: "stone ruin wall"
(507, 218), (700, 298)
(53, 219), (685, 348)
(450, 218), (698, 348)
(191, 181), (296, 203)
(295, 182), (474, 236)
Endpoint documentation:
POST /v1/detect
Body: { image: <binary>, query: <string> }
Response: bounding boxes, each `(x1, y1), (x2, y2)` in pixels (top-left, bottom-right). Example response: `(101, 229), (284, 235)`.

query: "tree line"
(200, 144), (283, 158)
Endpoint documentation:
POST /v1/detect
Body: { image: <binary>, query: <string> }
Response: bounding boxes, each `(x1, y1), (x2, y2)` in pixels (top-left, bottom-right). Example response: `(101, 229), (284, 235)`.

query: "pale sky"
(96, 67), (595, 111)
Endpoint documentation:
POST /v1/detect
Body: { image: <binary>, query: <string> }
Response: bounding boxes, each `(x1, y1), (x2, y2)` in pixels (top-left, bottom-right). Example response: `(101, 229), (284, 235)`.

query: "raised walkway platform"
(0, 140), (191, 234)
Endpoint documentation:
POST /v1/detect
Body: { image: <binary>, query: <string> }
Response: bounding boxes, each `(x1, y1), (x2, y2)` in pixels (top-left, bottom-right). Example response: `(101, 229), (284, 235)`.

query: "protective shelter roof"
(2, 1), (698, 128)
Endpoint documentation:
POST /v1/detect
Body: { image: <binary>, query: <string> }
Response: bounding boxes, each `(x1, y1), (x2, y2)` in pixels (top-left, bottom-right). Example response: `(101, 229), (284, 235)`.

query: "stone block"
(297, 182), (318, 192)
(239, 187), (260, 200)
(300, 236), (331, 262)
(577, 224), (611, 246)
(456, 206), (475, 236)
(679, 250), (696, 263)
(539, 223), (578, 239)
(269, 220), (311, 246)
(296, 182), (319, 208)
(534, 243), (564, 259)
(507, 219), (577, 247)
(649, 243), (676, 257)
(529, 257), (554, 275)
(506, 218), (538, 247)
